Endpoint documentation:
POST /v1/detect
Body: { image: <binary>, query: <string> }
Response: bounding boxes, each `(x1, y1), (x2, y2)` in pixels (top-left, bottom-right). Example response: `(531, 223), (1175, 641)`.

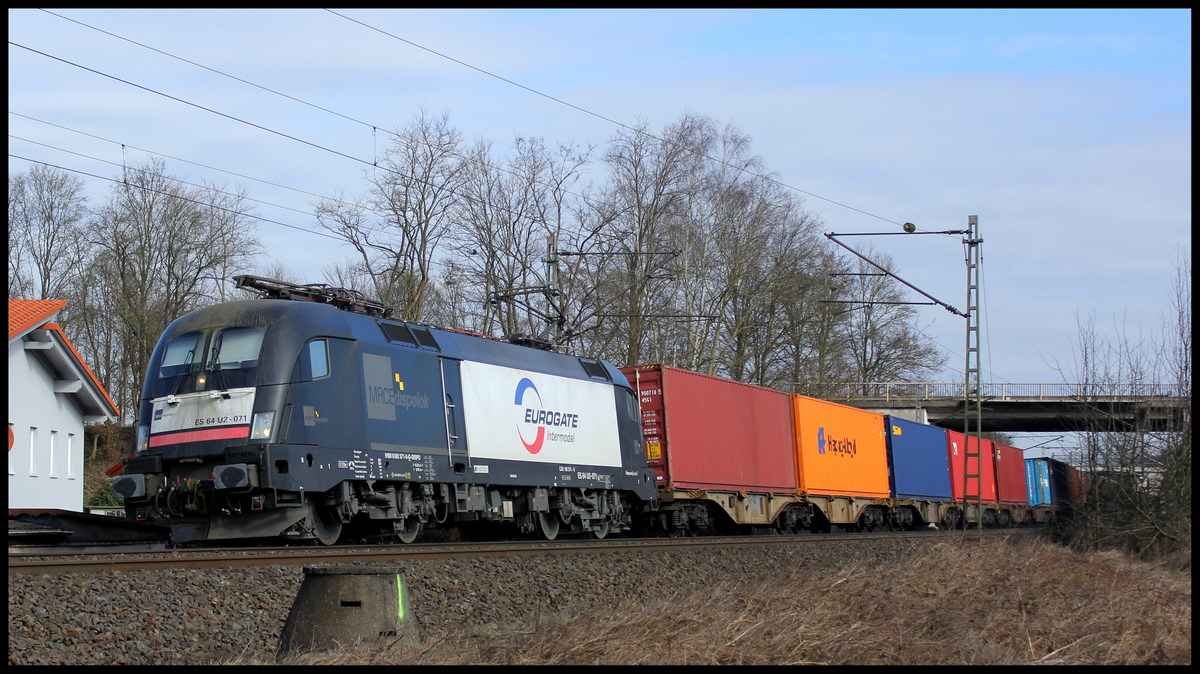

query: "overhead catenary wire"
(33, 9), (607, 220)
(323, 8), (917, 230)
(9, 40), (549, 230)
(11, 134), (319, 222)
(22, 11), (920, 238)
(7, 118), (397, 240)
(9, 153), (345, 243)
(14, 12), (975, 371)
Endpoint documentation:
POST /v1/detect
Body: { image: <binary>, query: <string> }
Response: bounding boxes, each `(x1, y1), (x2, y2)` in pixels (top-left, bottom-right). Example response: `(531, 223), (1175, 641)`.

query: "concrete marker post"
(276, 565), (416, 661)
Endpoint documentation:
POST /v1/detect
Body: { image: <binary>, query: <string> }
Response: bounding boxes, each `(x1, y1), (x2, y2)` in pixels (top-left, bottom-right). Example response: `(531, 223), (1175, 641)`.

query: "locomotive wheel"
(592, 519), (610, 540)
(309, 500), (343, 546)
(535, 511), (560, 541)
(394, 517), (422, 544)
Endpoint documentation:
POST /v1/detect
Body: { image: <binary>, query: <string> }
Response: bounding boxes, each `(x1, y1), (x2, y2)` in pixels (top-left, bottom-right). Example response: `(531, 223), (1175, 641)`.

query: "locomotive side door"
(440, 357), (469, 471)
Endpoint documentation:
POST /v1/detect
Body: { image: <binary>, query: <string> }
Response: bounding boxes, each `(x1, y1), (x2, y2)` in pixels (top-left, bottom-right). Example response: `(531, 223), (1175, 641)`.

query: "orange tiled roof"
(8, 299), (67, 339)
(8, 299), (121, 418)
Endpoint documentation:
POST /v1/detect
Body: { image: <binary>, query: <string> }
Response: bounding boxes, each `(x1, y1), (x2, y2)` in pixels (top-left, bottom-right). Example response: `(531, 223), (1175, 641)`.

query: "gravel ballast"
(9, 537), (932, 665)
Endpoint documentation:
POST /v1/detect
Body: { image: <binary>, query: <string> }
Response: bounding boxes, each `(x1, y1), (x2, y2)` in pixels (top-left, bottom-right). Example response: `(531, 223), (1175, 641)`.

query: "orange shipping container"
(791, 395), (890, 498)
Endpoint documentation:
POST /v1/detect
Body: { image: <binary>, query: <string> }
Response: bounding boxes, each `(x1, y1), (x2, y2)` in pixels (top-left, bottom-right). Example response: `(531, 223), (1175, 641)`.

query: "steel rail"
(8, 529), (1033, 577)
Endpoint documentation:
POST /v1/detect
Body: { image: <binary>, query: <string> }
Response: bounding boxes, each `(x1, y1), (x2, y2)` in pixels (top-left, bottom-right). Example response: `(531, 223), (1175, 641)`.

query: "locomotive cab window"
(153, 326), (265, 397)
(621, 387), (638, 421)
(293, 339), (330, 382)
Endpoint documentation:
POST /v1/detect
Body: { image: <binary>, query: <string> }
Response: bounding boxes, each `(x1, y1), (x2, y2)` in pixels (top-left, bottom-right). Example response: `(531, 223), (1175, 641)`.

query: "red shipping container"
(946, 430), (998, 503)
(992, 442), (1028, 504)
(1065, 464), (1089, 505)
(621, 365), (797, 493)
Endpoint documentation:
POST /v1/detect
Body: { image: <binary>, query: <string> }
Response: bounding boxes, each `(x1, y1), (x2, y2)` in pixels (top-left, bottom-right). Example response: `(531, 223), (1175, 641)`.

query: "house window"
(29, 427), (38, 477)
(67, 433), (76, 479)
(49, 430), (58, 478)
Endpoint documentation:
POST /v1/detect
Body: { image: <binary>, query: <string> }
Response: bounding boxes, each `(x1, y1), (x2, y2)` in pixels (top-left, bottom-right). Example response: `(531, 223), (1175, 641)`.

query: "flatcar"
(110, 276), (657, 545)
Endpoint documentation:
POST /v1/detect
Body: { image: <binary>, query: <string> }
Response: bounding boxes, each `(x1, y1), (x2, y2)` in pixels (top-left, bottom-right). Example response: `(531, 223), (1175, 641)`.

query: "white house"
(8, 299), (120, 511)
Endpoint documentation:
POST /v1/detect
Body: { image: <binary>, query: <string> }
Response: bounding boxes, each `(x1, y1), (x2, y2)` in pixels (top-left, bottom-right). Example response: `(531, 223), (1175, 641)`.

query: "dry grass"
(257, 535), (1190, 666)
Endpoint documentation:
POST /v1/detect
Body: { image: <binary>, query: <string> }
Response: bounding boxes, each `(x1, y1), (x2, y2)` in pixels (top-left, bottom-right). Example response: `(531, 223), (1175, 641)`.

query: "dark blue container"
(1044, 457), (1074, 507)
(884, 416), (952, 500)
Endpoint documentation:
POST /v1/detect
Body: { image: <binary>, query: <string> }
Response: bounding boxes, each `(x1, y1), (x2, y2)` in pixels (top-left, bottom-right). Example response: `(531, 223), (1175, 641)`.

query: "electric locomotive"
(111, 276), (658, 545)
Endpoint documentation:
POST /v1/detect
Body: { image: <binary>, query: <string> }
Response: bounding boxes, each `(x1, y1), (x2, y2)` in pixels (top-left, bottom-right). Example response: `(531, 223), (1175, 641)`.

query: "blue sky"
(8, 9), (1192, 454)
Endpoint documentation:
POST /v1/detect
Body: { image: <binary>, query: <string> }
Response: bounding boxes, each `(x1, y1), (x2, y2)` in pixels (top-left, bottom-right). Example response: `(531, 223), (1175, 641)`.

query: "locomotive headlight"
(249, 411), (276, 440)
(136, 424), (150, 453)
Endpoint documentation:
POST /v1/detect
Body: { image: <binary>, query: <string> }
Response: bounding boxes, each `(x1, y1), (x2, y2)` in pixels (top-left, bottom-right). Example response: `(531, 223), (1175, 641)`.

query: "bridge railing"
(822, 382), (1184, 402)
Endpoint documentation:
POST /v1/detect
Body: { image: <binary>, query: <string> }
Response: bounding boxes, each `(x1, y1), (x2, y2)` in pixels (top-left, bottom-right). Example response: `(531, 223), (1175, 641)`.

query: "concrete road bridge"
(827, 382), (1188, 433)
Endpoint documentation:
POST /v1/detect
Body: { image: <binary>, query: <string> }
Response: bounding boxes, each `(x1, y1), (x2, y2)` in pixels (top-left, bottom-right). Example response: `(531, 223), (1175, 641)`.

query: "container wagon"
(621, 365), (806, 535)
(993, 441), (1048, 525)
(993, 441), (1028, 505)
(791, 395), (891, 532)
(884, 416), (952, 529)
(944, 430), (1002, 527)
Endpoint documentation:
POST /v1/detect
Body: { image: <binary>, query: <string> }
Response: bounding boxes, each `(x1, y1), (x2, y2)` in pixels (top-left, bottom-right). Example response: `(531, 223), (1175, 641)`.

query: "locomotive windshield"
(152, 326), (266, 398)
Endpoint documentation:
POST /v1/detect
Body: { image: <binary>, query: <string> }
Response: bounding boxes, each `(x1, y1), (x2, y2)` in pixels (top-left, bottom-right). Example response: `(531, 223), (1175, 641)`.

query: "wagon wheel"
(308, 498), (343, 546)
(535, 511), (560, 541)
(394, 517), (422, 544)
(665, 512), (693, 537)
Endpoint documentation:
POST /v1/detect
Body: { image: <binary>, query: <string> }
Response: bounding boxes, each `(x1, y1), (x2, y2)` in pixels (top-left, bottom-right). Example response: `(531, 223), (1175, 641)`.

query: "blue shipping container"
(884, 416), (952, 500)
(1026, 458), (1052, 505)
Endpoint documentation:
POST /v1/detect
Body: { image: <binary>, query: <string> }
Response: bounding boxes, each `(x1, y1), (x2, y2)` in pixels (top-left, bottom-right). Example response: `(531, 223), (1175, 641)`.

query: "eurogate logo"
(514, 377), (581, 454)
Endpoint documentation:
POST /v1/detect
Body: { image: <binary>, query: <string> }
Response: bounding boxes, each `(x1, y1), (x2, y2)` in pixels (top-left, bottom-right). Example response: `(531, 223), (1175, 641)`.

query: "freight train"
(110, 276), (1077, 545)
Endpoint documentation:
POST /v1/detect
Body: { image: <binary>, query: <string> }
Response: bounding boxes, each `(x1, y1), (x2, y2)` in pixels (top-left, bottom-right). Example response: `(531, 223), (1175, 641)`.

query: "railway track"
(8, 528), (1034, 576)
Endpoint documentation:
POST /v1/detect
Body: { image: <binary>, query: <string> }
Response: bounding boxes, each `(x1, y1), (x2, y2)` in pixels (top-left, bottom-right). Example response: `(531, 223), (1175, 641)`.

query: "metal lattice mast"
(962, 216), (984, 537)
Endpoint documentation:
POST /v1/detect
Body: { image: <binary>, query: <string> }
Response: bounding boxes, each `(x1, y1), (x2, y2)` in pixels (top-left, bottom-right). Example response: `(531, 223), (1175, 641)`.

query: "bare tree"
(85, 158), (261, 417)
(441, 136), (590, 340)
(837, 247), (947, 393)
(7, 164), (90, 303)
(1057, 252), (1191, 559)
(587, 114), (712, 366)
(7, 175), (34, 298)
(781, 246), (857, 396)
(315, 109), (467, 322)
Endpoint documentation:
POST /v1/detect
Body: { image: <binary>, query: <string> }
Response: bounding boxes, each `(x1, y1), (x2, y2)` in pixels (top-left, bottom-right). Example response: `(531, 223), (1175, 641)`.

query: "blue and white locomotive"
(111, 276), (657, 545)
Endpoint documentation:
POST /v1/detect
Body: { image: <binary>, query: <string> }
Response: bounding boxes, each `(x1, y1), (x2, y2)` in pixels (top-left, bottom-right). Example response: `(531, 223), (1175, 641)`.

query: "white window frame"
(49, 430), (58, 478)
(29, 426), (39, 477)
(67, 433), (77, 479)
